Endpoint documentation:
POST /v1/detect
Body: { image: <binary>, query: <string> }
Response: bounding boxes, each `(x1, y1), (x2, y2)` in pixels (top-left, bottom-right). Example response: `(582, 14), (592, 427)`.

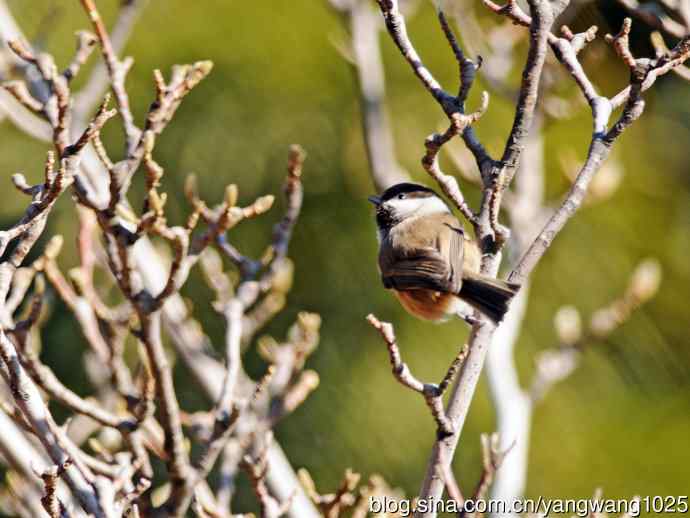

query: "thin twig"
(367, 314), (467, 437)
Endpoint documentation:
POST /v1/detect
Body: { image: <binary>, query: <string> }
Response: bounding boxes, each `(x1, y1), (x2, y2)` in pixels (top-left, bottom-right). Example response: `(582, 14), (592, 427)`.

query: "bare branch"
(530, 259), (661, 403)
(650, 31), (690, 81)
(299, 467), (361, 518)
(137, 312), (190, 504)
(79, 0), (141, 153)
(63, 31), (98, 82)
(2, 80), (44, 113)
(0, 94), (115, 308)
(367, 314), (467, 437)
(509, 21), (690, 284)
(37, 460), (72, 518)
(242, 433), (296, 518)
(74, 0), (148, 121)
(615, 0), (688, 38)
(468, 433), (513, 510)
(0, 329), (108, 517)
(376, 0), (493, 177)
(329, 0), (409, 190)
(1, 2), (321, 517)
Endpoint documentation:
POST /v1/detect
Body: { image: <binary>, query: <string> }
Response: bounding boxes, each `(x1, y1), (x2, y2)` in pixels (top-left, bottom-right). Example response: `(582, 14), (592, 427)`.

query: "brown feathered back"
(378, 213), (466, 294)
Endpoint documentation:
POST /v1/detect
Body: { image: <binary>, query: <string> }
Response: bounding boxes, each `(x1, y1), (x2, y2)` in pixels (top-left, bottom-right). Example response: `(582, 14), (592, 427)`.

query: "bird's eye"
(397, 193), (406, 200)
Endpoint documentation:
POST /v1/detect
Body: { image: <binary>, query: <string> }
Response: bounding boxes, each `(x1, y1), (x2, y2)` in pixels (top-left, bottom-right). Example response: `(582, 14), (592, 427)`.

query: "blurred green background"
(1, 0), (689, 515)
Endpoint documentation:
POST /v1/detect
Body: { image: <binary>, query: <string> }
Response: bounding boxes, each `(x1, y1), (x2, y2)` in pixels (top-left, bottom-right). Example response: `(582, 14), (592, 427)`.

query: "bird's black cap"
(375, 182), (439, 204)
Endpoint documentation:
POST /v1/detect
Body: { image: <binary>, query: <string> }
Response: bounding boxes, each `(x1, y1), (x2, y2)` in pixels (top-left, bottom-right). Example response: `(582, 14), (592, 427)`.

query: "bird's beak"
(368, 195), (381, 206)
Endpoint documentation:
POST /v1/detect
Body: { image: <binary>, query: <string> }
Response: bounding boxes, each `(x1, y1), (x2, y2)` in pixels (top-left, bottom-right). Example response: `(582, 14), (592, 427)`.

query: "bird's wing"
(379, 215), (465, 293)
(381, 250), (452, 292)
(438, 220), (465, 293)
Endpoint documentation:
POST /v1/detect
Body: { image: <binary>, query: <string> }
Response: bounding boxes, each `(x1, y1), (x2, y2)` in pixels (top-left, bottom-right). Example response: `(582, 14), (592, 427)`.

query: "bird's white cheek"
(387, 196), (449, 218)
(388, 198), (420, 218)
(415, 196), (450, 216)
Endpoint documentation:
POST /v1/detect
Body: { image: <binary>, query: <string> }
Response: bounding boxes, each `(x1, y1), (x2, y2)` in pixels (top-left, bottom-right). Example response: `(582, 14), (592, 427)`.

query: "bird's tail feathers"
(458, 273), (520, 323)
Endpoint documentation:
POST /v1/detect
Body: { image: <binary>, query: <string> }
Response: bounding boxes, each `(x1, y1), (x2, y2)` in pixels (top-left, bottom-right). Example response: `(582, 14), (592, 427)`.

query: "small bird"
(369, 182), (519, 323)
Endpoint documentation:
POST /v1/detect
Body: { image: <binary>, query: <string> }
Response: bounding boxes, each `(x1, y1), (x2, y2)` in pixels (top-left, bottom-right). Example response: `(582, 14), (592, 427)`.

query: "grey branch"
(367, 314), (468, 437)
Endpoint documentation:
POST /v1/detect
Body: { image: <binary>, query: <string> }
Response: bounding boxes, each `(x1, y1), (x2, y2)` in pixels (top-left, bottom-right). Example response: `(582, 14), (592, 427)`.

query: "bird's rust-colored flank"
(394, 289), (457, 322)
